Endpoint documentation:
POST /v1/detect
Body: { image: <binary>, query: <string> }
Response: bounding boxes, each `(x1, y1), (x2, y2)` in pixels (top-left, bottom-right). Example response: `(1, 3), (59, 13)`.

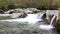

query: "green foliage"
(14, 3), (24, 8)
(0, 1), (8, 10)
(8, 3), (16, 9)
(0, 0), (59, 10)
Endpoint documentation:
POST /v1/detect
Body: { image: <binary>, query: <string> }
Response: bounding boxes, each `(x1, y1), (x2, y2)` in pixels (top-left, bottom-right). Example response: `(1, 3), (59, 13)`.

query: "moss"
(0, 16), (11, 20)
(33, 10), (40, 13)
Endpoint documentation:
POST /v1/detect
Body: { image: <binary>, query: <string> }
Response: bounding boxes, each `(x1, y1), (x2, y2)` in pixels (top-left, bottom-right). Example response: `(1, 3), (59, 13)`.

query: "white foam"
(39, 15), (56, 30)
(0, 14), (43, 24)
(39, 25), (54, 30)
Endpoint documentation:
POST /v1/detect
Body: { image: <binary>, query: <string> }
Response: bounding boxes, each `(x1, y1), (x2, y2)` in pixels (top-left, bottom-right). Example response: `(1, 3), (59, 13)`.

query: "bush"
(8, 3), (16, 9)
(14, 3), (24, 8)
(37, 6), (47, 10)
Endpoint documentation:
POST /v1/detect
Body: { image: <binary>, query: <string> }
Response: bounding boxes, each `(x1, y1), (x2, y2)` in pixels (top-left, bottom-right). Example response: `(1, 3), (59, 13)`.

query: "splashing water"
(0, 13), (57, 34)
(25, 14), (40, 24)
(39, 15), (56, 30)
(39, 25), (54, 30)
(0, 14), (43, 24)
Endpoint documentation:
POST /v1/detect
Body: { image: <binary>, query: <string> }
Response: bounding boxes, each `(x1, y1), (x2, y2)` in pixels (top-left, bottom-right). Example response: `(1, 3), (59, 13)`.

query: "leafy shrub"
(8, 3), (16, 9)
(14, 3), (24, 8)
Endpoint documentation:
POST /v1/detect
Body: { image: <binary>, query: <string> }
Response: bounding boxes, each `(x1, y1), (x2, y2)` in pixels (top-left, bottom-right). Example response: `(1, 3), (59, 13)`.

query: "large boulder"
(4, 8), (24, 14)
(24, 9), (32, 14)
(24, 8), (40, 14)
(4, 9), (27, 18)
(46, 10), (58, 21)
(10, 13), (27, 19)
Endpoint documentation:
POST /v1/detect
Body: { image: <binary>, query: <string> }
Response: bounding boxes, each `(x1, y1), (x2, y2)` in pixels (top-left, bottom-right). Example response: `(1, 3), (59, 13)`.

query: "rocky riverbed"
(0, 9), (59, 34)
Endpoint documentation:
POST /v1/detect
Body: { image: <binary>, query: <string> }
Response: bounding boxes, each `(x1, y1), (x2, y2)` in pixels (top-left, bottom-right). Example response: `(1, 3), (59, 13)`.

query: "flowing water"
(39, 15), (57, 34)
(0, 13), (57, 34)
(50, 15), (56, 25)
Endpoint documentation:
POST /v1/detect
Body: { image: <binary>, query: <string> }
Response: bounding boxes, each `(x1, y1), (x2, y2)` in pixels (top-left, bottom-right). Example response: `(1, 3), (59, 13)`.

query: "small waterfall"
(39, 15), (57, 30)
(0, 14), (41, 24)
(50, 15), (56, 25)
(0, 13), (46, 25)
(38, 13), (46, 19)
(0, 13), (57, 34)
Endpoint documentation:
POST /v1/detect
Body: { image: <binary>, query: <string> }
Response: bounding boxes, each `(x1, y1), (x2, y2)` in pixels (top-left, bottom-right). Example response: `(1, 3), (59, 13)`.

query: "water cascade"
(0, 13), (45, 24)
(0, 12), (57, 34)
(39, 15), (57, 30)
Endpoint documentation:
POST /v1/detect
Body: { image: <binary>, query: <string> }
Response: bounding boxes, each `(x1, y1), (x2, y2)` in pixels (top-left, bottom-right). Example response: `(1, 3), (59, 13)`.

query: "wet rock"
(24, 8), (40, 14)
(4, 8), (24, 14)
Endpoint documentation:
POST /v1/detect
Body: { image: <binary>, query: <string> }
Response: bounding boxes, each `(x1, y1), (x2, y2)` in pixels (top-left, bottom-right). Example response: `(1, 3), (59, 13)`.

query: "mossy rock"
(0, 16), (11, 20)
